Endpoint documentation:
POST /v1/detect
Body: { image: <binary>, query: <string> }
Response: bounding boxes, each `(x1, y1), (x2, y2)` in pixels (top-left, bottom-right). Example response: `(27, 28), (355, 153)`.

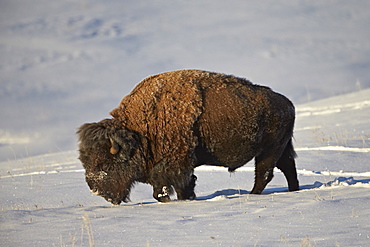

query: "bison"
(77, 69), (299, 205)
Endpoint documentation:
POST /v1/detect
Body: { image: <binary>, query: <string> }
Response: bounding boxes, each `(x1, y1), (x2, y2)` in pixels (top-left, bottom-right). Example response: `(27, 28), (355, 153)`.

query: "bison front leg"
(175, 174), (197, 200)
(153, 185), (172, 202)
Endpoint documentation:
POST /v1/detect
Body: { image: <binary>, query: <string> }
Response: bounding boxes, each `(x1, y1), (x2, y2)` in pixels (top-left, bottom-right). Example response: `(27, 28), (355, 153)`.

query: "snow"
(1, 98), (370, 247)
(1, 1), (370, 246)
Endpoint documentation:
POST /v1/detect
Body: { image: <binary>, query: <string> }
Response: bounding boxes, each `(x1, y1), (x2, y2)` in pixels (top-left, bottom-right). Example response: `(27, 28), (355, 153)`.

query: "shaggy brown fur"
(78, 69), (299, 205)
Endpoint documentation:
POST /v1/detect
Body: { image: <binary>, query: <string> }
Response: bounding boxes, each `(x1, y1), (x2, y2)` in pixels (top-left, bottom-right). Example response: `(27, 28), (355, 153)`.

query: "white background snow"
(1, 1), (369, 246)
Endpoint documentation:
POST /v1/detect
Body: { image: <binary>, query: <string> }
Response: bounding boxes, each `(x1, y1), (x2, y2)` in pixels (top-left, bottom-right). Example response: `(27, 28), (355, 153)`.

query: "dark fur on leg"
(276, 139), (299, 191)
(176, 174), (197, 200)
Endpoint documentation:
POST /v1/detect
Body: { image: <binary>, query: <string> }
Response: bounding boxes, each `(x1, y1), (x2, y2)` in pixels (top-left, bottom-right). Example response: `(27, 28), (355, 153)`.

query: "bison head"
(77, 119), (141, 205)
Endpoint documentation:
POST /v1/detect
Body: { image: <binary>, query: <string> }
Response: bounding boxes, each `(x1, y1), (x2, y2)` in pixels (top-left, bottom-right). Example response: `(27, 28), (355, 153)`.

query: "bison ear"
(109, 129), (140, 159)
(109, 138), (120, 154)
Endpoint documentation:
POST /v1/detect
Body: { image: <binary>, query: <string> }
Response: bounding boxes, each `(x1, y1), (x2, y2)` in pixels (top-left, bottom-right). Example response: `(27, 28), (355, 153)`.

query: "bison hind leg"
(250, 160), (275, 194)
(176, 174), (197, 200)
(250, 148), (280, 194)
(276, 139), (299, 192)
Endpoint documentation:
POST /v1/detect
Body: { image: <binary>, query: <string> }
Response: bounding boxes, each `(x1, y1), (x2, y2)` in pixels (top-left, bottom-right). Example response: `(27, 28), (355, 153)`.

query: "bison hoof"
(288, 187), (300, 192)
(188, 193), (196, 200)
(157, 186), (171, 203)
(158, 195), (171, 203)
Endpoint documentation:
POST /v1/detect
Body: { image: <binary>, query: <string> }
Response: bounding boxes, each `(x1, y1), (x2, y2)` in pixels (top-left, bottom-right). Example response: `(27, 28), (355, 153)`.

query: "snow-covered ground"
(1, 89), (370, 246)
(1, 1), (370, 246)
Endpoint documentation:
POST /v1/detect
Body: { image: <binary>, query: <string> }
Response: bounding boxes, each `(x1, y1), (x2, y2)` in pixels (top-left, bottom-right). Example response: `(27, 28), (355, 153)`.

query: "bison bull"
(77, 69), (299, 205)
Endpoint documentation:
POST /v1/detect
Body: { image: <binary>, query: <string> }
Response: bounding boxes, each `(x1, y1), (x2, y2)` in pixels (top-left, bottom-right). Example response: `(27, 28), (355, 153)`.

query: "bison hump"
(110, 70), (204, 166)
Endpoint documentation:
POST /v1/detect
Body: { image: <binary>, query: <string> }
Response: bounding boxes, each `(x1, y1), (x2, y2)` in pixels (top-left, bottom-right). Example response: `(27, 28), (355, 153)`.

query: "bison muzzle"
(77, 69), (299, 205)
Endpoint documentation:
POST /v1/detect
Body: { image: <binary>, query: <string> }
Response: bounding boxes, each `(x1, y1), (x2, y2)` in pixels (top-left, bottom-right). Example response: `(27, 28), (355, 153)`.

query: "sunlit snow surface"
(1, 1), (370, 246)
(1, 89), (370, 246)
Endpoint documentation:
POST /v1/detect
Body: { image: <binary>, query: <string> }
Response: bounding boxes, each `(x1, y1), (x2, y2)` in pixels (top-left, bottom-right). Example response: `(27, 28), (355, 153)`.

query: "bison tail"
(276, 138), (299, 191)
(285, 138), (297, 160)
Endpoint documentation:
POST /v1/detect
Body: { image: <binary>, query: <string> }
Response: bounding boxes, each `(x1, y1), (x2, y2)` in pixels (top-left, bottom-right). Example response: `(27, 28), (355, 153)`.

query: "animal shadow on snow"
(196, 189), (250, 201)
(196, 177), (370, 201)
(196, 187), (292, 200)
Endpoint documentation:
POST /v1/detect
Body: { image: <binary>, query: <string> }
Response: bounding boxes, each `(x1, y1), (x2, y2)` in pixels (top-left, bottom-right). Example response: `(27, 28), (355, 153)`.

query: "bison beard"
(77, 69), (299, 205)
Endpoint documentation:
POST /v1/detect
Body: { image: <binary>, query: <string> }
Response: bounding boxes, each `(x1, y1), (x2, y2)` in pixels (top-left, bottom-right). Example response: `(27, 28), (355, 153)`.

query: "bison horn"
(110, 138), (120, 154)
